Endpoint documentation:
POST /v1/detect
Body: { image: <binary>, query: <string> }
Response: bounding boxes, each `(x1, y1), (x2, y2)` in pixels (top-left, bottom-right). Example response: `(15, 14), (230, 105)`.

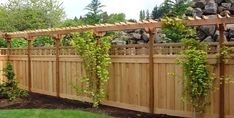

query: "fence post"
(218, 24), (225, 118)
(5, 34), (11, 61)
(53, 35), (62, 97)
(27, 37), (33, 92)
(146, 27), (156, 113)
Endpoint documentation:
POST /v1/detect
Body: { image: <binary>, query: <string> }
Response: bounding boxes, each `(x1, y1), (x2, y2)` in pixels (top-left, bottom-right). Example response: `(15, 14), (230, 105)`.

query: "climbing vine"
(161, 17), (213, 115)
(215, 46), (234, 84)
(161, 17), (217, 115)
(219, 46), (234, 64)
(71, 31), (112, 107)
(178, 39), (214, 114)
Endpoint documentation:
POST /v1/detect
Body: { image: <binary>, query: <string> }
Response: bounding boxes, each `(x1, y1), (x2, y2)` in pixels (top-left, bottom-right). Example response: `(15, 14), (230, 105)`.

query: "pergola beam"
(0, 15), (233, 39)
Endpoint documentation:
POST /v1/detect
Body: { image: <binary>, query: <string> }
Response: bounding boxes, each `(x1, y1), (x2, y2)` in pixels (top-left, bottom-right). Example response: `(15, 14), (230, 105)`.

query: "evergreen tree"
(152, 5), (163, 19)
(84, 0), (105, 24)
(151, 0), (190, 19)
(146, 9), (150, 20)
(139, 10), (146, 20)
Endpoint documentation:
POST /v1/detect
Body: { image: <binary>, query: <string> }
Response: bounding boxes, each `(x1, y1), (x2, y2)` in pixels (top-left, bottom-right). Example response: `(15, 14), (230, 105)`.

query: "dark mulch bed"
(0, 93), (182, 118)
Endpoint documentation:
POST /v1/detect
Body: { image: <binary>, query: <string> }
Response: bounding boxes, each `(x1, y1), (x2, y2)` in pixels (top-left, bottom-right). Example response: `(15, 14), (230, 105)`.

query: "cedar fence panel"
(0, 45), (233, 118)
(153, 55), (220, 118)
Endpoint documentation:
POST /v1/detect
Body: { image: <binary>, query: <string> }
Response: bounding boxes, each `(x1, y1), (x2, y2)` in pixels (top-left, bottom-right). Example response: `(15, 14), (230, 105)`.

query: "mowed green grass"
(0, 109), (112, 118)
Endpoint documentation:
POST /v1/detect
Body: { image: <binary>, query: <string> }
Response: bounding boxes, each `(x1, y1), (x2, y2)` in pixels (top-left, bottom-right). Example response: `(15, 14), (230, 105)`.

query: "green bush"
(0, 38), (28, 48)
(161, 17), (196, 42)
(0, 62), (28, 100)
(0, 39), (6, 48)
(33, 36), (55, 47)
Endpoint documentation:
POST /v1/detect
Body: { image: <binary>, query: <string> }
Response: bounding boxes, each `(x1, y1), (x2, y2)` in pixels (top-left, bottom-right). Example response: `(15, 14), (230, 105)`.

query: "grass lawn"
(0, 109), (112, 118)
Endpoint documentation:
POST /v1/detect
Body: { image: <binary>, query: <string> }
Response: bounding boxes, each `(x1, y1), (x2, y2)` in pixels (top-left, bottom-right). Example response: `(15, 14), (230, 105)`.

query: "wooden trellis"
(0, 14), (233, 39)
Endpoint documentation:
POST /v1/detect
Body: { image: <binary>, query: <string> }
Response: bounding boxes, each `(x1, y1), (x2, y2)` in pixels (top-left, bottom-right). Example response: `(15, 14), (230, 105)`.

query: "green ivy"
(161, 17), (214, 114)
(219, 46), (234, 64)
(178, 39), (214, 114)
(71, 31), (111, 107)
(214, 46), (234, 84)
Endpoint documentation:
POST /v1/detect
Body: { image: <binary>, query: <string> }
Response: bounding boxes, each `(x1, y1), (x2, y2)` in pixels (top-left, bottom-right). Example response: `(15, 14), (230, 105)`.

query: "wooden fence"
(0, 43), (234, 118)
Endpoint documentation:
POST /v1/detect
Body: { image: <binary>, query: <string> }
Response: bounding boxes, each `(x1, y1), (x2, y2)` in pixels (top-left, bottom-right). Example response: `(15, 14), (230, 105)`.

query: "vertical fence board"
(154, 63), (159, 112)
(175, 64), (184, 111)
(1, 45), (234, 118)
(229, 62), (234, 116)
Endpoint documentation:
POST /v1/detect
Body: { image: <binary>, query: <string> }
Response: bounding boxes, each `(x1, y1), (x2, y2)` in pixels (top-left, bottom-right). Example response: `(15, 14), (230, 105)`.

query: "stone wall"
(193, 0), (234, 42)
(192, 0), (234, 16)
(111, 0), (234, 45)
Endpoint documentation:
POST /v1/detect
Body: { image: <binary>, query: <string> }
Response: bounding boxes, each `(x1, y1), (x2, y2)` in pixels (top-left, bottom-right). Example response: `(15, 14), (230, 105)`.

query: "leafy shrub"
(0, 38), (27, 48)
(10, 38), (28, 48)
(0, 62), (28, 100)
(161, 17), (196, 42)
(33, 36), (55, 47)
(0, 39), (6, 48)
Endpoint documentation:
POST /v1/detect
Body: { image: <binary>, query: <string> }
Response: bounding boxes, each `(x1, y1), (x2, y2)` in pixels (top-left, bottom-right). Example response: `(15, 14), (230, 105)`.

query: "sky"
(0, 0), (164, 20)
(62, 0), (164, 20)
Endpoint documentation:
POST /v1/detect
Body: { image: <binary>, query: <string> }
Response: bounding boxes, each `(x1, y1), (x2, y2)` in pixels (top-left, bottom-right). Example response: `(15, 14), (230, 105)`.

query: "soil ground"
(0, 93), (182, 118)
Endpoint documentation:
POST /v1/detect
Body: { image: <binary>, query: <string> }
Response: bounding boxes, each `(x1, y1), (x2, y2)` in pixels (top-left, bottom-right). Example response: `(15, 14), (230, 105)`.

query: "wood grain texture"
(1, 47), (234, 118)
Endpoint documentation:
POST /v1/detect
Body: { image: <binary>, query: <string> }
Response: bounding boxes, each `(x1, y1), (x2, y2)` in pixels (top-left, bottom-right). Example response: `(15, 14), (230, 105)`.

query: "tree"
(171, 0), (190, 16)
(160, 0), (190, 17)
(74, 16), (79, 21)
(139, 10), (146, 20)
(160, 0), (173, 16)
(85, 0), (105, 16)
(151, 0), (190, 19)
(0, 0), (65, 48)
(152, 5), (163, 19)
(84, 0), (105, 24)
(100, 12), (109, 23)
(0, 0), (65, 32)
(146, 9), (150, 20)
(106, 13), (126, 23)
(84, 14), (100, 25)
(0, 6), (15, 31)
(60, 19), (84, 27)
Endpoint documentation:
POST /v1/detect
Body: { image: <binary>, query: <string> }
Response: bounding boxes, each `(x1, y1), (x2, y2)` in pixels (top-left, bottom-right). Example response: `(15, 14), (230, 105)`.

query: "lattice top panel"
(110, 43), (221, 55)
(2, 42), (234, 56)
(0, 48), (7, 56)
